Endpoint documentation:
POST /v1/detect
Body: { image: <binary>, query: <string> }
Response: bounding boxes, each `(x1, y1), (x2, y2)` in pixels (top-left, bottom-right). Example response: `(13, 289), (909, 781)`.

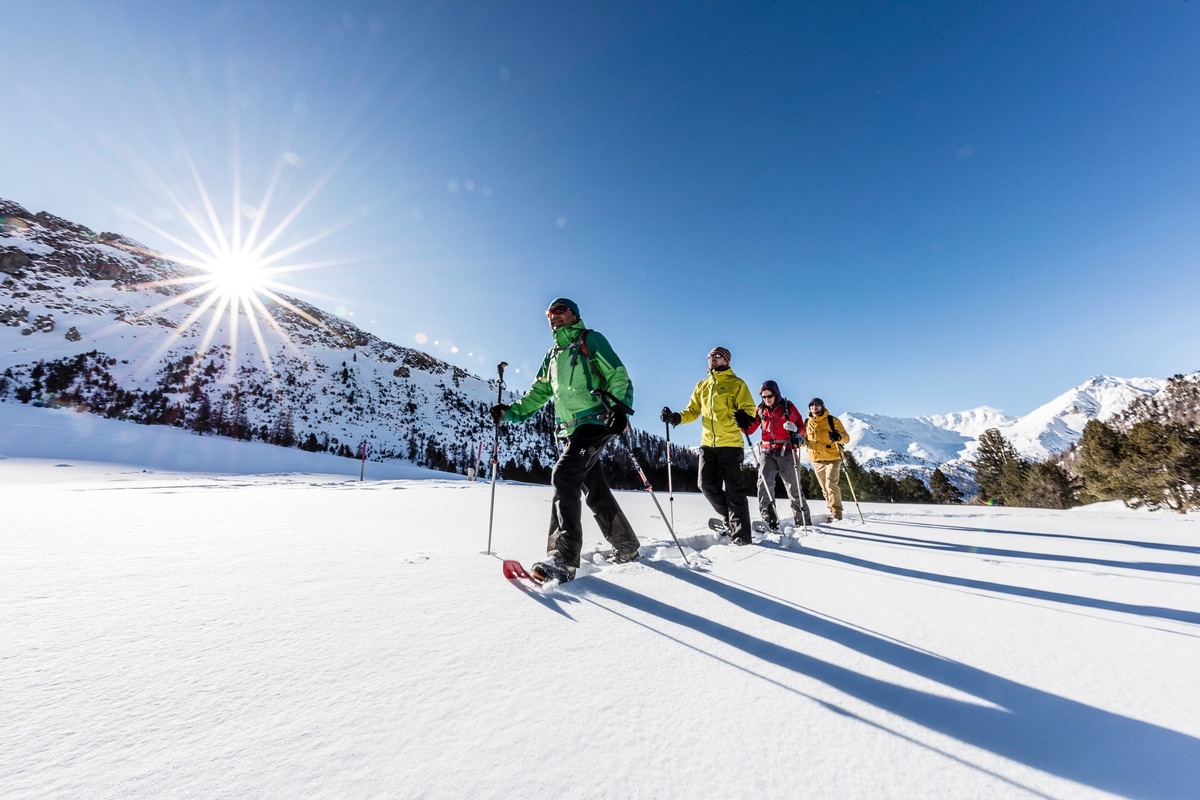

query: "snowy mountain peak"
(920, 406), (1016, 438)
(845, 374), (1178, 493)
(0, 197), (561, 475)
(1004, 374), (1165, 459)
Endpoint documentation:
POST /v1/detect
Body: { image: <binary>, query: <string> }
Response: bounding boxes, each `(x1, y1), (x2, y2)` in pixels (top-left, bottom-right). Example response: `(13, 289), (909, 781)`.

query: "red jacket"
(746, 399), (805, 452)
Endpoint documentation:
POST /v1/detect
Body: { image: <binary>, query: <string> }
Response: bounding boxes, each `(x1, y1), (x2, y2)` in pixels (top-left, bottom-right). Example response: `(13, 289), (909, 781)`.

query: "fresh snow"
(3, 403), (1199, 799)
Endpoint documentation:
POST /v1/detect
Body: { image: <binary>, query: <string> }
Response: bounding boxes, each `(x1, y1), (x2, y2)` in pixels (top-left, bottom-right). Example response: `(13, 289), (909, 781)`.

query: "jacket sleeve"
(735, 381), (757, 417)
(678, 380), (705, 425)
(506, 353), (554, 423)
(787, 403), (805, 436)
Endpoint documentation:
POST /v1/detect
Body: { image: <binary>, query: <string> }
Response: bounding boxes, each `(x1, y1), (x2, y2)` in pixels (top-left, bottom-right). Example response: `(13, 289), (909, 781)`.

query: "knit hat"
(808, 397), (825, 409)
(546, 297), (580, 317)
(760, 380), (781, 397)
(708, 346), (731, 361)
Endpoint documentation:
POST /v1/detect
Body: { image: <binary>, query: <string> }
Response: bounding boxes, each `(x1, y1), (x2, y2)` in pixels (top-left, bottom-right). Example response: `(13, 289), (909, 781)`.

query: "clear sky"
(4, 1), (1199, 447)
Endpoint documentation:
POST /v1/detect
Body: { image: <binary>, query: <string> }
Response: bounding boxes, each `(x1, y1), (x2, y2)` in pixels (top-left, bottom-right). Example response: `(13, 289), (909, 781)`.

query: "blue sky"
(4, 1), (1199, 447)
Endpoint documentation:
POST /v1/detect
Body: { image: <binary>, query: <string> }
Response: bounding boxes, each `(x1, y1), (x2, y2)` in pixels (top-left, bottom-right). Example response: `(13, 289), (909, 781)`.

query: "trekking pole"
(665, 420), (675, 532)
(593, 389), (690, 564)
(625, 431), (690, 565)
(485, 361), (507, 554)
(744, 432), (775, 523)
(837, 443), (866, 524)
(789, 445), (812, 535)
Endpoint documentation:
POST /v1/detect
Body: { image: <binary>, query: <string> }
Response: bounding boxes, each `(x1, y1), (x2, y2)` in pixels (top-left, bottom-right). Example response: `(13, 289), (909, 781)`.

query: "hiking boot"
(611, 547), (640, 565)
(531, 553), (576, 583)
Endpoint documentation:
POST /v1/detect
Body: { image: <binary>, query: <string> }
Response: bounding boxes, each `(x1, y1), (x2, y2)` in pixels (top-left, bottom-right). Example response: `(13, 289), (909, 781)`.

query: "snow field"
(2, 406), (1199, 798)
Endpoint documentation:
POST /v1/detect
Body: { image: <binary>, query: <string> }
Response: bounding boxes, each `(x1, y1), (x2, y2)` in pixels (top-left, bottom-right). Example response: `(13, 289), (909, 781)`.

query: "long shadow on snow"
(878, 519), (1200, 557)
(800, 544), (1200, 625)
(821, 527), (1200, 579)
(578, 562), (1200, 798)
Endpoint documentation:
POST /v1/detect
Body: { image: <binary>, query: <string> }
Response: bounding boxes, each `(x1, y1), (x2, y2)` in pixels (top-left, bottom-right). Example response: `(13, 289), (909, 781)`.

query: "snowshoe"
(530, 553), (576, 583)
(610, 547), (640, 565)
(708, 517), (731, 536)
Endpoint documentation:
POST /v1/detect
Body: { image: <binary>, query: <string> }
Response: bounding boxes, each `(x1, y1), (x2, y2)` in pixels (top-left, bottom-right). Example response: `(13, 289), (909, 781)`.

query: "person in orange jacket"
(804, 398), (851, 520)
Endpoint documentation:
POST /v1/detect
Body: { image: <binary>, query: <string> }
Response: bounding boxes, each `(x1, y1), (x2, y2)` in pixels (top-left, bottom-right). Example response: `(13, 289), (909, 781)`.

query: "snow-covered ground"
(3, 403), (1199, 799)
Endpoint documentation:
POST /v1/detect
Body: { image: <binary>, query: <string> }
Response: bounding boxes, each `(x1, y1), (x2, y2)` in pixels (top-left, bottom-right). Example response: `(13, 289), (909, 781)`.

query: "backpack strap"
(569, 328), (606, 395)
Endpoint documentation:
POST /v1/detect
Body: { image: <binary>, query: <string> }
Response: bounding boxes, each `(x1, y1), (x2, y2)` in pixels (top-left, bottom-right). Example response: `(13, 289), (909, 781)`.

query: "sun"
(201, 251), (269, 302)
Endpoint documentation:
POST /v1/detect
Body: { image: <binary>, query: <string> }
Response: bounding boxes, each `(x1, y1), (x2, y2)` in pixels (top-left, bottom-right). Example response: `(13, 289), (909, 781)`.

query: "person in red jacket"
(745, 380), (812, 531)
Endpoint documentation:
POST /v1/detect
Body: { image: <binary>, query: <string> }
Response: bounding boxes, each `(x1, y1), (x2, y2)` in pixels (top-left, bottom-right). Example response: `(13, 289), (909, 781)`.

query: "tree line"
(971, 374), (1199, 513)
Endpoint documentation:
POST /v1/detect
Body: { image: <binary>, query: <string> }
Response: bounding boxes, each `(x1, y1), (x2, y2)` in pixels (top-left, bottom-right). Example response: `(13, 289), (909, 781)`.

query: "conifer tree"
(1013, 461), (1077, 509)
(972, 428), (1018, 504)
(1076, 420), (1124, 502)
(930, 468), (963, 505)
(1118, 420), (1199, 512)
(897, 475), (933, 503)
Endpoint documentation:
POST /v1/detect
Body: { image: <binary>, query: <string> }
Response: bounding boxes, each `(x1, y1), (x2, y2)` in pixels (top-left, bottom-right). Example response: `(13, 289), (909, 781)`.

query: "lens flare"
(104, 142), (364, 390)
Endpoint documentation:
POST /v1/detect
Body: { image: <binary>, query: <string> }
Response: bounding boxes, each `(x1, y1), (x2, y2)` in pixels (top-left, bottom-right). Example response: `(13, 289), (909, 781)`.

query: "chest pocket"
(709, 380), (738, 414)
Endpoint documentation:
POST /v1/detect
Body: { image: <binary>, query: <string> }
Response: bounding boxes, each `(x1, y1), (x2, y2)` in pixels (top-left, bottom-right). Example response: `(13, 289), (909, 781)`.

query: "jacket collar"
(552, 320), (586, 347)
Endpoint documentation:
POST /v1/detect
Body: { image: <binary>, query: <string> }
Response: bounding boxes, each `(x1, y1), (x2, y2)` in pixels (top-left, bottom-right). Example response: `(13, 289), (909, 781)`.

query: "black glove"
(606, 409), (628, 435)
(829, 428), (842, 442)
(734, 409), (755, 431)
(660, 406), (680, 426)
(489, 403), (510, 425)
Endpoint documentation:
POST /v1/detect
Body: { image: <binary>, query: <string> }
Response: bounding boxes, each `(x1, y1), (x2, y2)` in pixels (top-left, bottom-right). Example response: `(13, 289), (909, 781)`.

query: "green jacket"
(678, 368), (757, 448)
(504, 321), (633, 438)
(804, 411), (850, 462)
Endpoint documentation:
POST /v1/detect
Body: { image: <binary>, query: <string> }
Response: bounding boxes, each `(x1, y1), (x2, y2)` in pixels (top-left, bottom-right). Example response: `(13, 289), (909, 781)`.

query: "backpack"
(565, 329), (632, 416)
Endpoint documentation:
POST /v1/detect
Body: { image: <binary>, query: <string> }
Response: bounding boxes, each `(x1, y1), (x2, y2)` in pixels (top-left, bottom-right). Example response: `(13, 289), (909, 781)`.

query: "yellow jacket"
(805, 411), (850, 462)
(678, 368), (757, 448)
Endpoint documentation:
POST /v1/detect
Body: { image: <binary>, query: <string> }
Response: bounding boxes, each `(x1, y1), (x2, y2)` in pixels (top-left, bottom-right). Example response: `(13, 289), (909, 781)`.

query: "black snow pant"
(699, 445), (752, 543)
(547, 424), (640, 569)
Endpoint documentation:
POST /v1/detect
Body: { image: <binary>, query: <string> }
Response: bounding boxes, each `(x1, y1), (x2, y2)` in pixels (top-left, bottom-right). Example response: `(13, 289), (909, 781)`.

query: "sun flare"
(201, 252), (269, 301)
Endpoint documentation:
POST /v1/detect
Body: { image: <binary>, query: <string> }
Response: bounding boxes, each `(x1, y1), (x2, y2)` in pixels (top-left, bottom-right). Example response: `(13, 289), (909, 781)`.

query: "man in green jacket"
(490, 297), (640, 583)
(661, 346), (758, 545)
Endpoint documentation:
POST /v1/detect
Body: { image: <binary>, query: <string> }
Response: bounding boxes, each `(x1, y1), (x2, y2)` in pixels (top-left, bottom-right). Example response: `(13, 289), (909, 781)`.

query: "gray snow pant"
(757, 448), (812, 527)
(547, 424), (640, 568)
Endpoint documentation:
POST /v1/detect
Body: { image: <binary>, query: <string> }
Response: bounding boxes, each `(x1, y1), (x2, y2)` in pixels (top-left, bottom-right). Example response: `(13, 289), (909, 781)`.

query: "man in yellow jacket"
(661, 346), (758, 545)
(804, 398), (851, 520)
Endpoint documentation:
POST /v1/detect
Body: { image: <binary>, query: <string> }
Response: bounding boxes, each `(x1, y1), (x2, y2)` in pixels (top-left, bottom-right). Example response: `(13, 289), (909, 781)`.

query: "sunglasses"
(761, 393), (775, 399)
(546, 305), (572, 317)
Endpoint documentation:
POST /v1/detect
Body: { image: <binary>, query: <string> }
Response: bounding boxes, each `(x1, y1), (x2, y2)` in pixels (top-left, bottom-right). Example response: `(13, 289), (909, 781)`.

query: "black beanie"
(547, 297), (580, 317)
